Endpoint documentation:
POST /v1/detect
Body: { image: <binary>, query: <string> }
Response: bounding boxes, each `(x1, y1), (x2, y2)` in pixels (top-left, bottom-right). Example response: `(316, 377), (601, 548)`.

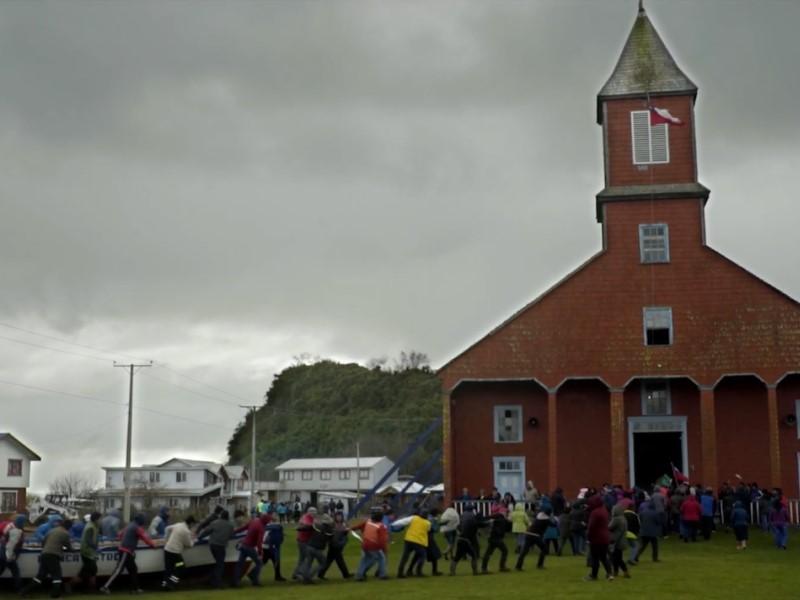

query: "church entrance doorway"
(627, 416), (688, 489)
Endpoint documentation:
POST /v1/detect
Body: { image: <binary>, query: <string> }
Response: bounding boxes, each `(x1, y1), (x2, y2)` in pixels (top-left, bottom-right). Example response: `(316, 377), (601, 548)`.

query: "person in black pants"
(449, 504), (481, 576)
(481, 507), (509, 573)
(318, 512), (351, 580)
(632, 501), (660, 563)
(584, 495), (612, 581)
(515, 510), (552, 571)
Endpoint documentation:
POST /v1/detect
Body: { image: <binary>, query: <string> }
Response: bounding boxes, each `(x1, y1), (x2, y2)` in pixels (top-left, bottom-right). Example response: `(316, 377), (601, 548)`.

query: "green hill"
(226, 359), (443, 483)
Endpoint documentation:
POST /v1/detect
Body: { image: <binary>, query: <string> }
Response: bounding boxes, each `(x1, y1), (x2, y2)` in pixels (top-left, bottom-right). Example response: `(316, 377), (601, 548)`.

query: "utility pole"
(240, 405), (259, 514)
(356, 441), (361, 510)
(114, 361), (152, 523)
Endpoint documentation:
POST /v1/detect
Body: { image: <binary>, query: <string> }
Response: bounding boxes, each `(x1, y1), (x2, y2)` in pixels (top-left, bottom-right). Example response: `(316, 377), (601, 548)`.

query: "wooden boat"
(3, 534), (246, 580)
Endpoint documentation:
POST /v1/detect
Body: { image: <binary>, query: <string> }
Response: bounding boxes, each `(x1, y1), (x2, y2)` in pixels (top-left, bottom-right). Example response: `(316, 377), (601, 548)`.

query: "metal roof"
(275, 457), (390, 470)
(597, 5), (697, 122)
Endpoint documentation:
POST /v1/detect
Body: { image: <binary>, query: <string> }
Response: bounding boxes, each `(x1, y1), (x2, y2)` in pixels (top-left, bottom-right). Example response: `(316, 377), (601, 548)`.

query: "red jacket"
(352, 519), (388, 552)
(236, 517), (265, 549)
(680, 496), (702, 522)
(586, 496), (610, 546)
(296, 513), (314, 544)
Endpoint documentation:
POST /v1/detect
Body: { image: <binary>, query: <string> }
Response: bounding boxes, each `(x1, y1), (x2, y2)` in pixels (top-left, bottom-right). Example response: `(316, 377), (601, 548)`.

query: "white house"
(273, 456), (395, 503)
(97, 457), (224, 512)
(0, 433), (41, 514)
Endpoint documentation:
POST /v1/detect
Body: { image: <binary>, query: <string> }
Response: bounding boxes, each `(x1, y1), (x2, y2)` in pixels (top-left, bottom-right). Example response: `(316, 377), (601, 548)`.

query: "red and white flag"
(649, 106), (683, 126)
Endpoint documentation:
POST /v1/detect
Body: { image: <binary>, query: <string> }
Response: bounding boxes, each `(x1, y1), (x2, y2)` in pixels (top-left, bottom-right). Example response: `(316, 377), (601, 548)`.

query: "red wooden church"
(438, 5), (800, 499)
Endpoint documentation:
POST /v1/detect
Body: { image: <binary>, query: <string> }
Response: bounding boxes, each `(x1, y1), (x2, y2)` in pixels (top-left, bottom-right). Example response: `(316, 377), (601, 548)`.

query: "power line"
(0, 322), (148, 362)
(0, 321), (256, 404)
(0, 333), (112, 363)
(0, 377), (230, 431)
(142, 371), (242, 408)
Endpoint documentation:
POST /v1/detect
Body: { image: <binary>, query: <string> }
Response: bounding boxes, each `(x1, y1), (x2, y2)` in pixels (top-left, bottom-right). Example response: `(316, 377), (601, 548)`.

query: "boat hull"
(5, 535), (245, 580)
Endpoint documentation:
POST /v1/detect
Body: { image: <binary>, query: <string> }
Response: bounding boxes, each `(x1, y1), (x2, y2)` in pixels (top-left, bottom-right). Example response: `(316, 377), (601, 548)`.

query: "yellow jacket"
(404, 515), (431, 547)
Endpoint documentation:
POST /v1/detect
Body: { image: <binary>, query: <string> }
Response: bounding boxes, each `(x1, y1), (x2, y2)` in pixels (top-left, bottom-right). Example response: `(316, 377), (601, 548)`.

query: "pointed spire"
(597, 4), (696, 122)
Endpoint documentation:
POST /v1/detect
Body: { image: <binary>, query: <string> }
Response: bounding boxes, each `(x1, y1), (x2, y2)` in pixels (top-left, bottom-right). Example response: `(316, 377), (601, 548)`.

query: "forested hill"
(226, 359), (443, 481)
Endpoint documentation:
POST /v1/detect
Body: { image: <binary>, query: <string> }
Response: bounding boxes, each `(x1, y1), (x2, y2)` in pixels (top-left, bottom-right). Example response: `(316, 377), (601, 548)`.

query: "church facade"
(438, 6), (800, 499)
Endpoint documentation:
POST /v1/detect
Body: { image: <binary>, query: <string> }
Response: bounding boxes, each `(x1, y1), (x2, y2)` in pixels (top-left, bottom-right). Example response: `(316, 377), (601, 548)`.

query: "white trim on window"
(301, 470), (312, 481)
(639, 223), (670, 263)
(643, 307), (673, 346)
(0, 490), (18, 512)
(641, 380), (672, 415)
(320, 469), (331, 480)
(494, 405), (523, 443)
(631, 110), (670, 165)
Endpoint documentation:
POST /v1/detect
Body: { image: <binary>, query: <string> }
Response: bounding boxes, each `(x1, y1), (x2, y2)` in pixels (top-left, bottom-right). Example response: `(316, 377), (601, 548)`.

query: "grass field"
(47, 527), (800, 599)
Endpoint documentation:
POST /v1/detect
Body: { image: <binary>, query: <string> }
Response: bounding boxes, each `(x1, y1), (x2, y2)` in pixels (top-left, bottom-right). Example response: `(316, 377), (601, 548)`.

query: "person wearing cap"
(232, 512), (268, 587)
(21, 515), (74, 598)
(392, 509), (430, 578)
(100, 513), (157, 594)
(481, 504), (510, 573)
(0, 515), (27, 590)
(197, 509), (235, 589)
(74, 512), (102, 592)
(352, 507), (389, 581)
(161, 515), (196, 590)
(291, 506), (317, 580)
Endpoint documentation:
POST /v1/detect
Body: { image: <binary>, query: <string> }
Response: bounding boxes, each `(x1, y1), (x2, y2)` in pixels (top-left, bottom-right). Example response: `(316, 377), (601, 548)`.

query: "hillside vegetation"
(227, 359), (442, 482)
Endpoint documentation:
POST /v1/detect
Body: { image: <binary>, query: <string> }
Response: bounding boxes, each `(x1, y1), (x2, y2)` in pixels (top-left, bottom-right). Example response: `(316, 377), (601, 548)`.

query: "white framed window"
(494, 405), (523, 443)
(643, 307), (673, 346)
(639, 224), (670, 263)
(641, 380), (671, 415)
(1, 491), (17, 512)
(359, 468), (369, 480)
(7, 459), (22, 477)
(339, 469), (351, 480)
(285, 470), (295, 481)
(631, 110), (669, 164)
(320, 469), (331, 480)
(301, 470), (312, 481)
(149, 471), (160, 483)
(176, 471), (187, 483)
(168, 497), (181, 508)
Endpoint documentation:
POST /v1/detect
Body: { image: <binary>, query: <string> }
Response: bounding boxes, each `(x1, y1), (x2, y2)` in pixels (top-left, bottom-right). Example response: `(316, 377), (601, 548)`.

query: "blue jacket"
(731, 505), (749, 527)
(700, 495), (714, 517)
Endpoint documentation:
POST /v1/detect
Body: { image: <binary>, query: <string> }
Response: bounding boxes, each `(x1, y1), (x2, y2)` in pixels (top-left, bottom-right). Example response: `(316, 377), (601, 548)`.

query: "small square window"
(7, 459), (22, 477)
(642, 381), (671, 415)
(359, 469), (369, 480)
(639, 224), (670, 263)
(176, 471), (187, 483)
(494, 405), (522, 443)
(320, 469), (331, 480)
(301, 470), (312, 481)
(339, 469), (351, 480)
(644, 307), (672, 346)
(286, 471), (295, 481)
(149, 471), (160, 483)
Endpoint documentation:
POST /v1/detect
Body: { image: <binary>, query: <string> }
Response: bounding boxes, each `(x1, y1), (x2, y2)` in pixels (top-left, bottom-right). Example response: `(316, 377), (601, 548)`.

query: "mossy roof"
(597, 8), (697, 118)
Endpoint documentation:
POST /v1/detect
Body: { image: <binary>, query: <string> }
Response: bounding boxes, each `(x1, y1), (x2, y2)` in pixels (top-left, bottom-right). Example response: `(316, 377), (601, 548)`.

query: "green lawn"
(77, 528), (800, 599)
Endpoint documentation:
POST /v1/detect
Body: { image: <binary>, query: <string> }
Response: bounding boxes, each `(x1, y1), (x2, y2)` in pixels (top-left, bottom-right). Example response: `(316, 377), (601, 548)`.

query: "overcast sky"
(2, 0), (798, 493)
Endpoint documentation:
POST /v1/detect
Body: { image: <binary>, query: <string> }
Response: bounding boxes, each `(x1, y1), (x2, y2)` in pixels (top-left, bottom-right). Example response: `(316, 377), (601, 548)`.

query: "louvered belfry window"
(631, 110), (669, 164)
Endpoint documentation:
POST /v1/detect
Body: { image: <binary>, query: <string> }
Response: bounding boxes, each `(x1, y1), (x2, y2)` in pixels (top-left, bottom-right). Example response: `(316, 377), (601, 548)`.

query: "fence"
(454, 499), (800, 526)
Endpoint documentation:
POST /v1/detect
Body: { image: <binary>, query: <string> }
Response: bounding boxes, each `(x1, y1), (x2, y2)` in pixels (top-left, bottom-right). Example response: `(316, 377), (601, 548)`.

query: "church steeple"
(597, 4), (697, 124)
(595, 4), (709, 224)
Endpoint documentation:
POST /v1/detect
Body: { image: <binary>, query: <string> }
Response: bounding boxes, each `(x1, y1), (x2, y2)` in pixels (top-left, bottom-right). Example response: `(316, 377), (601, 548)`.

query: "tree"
(48, 472), (98, 499)
(394, 350), (430, 372)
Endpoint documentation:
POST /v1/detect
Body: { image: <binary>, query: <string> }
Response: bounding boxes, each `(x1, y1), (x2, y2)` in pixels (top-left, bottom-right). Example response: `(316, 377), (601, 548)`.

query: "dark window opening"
(646, 328), (671, 345)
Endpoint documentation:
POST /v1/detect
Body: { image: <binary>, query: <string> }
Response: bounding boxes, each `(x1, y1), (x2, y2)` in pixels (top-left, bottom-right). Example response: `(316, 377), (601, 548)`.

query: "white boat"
(4, 534), (246, 580)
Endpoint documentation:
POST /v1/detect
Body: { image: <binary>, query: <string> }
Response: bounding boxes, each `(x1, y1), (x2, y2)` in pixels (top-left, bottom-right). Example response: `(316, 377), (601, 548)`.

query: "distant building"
(0, 433), (41, 514)
(274, 456), (394, 504)
(97, 457), (225, 511)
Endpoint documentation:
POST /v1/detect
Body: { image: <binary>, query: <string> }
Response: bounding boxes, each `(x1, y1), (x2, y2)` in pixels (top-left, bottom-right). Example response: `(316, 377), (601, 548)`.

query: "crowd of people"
(0, 477), (791, 596)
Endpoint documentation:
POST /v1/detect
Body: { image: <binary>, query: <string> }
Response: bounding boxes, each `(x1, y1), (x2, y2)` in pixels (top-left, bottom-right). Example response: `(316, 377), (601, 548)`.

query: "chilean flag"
(650, 106), (683, 126)
(671, 462), (689, 484)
